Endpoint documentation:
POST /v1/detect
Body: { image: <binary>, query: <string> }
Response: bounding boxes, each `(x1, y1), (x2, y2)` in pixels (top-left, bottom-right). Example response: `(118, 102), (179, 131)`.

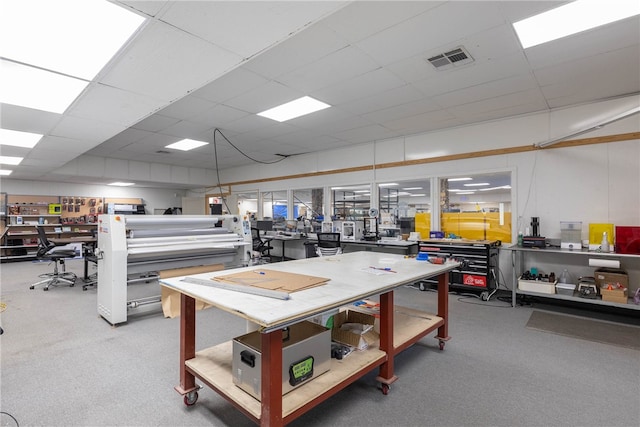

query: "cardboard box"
(594, 268), (628, 289)
(600, 285), (628, 304)
(518, 277), (556, 294)
(232, 321), (331, 400)
(332, 310), (379, 350)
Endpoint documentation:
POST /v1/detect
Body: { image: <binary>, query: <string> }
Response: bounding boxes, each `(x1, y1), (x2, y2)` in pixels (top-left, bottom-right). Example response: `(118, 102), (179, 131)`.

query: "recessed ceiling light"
(479, 185), (512, 192)
(409, 194), (426, 197)
(456, 192), (475, 195)
(166, 139), (209, 151)
(379, 183), (399, 187)
(447, 177), (472, 182)
(463, 182), (490, 187)
(257, 96), (330, 122)
(0, 170), (13, 176)
(0, 0), (145, 80)
(402, 187), (423, 190)
(0, 59), (89, 114)
(0, 156), (24, 165)
(513, 0), (640, 49)
(108, 182), (135, 186)
(0, 128), (43, 148)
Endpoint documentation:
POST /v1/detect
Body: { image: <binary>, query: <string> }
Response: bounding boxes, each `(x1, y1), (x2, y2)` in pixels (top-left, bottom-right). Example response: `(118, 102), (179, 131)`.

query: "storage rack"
(508, 245), (640, 311)
(416, 239), (500, 301)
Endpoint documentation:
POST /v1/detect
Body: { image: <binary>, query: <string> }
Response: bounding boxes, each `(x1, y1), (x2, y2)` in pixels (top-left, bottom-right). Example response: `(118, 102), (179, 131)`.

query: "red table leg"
(261, 328), (283, 426)
(175, 293), (197, 399)
(376, 290), (397, 391)
(436, 272), (451, 349)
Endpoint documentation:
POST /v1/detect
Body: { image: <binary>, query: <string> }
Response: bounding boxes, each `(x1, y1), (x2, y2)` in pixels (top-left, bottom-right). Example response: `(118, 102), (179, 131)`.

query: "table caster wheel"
(184, 391), (198, 406)
(439, 341), (445, 351)
(380, 384), (390, 395)
(480, 291), (489, 301)
(418, 282), (428, 291)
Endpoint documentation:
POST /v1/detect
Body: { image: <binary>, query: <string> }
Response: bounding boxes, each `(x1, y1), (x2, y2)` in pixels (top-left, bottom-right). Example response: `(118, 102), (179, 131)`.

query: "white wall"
(0, 179), (186, 214)
(223, 96), (640, 289)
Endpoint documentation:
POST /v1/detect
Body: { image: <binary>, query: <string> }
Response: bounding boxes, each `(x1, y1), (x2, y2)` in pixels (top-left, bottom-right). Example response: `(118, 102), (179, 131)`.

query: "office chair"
(251, 227), (274, 262)
(30, 226), (77, 291)
(316, 232), (343, 257)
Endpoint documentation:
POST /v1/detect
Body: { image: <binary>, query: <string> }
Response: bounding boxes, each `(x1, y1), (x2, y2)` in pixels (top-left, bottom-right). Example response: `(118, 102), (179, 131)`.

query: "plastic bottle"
(559, 269), (571, 284)
(518, 231), (523, 246)
(601, 232), (610, 253)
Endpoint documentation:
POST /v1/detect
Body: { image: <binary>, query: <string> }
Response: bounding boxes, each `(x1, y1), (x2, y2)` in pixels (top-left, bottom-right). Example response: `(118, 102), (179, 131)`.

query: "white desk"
(161, 251), (458, 426)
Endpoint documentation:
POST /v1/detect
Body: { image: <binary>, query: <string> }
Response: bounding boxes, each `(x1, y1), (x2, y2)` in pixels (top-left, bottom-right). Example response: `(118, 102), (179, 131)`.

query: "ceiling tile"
(322, 1), (444, 44)
(311, 68), (406, 105)
(159, 1), (347, 58)
(243, 22), (349, 79)
(132, 114), (181, 132)
(101, 21), (243, 102)
(157, 96), (216, 121)
(51, 116), (126, 144)
(0, 104), (61, 134)
(191, 68), (269, 104)
(116, 0), (169, 18)
(224, 81), (302, 113)
(339, 85), (425, 117)
(277, 46), (380, 93)
(354, 1), (504, 66)
(191, 104), (249, 127)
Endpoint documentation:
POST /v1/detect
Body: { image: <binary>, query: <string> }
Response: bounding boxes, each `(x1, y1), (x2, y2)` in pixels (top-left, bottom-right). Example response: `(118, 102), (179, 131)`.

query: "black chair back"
(317, 232), (341, 248)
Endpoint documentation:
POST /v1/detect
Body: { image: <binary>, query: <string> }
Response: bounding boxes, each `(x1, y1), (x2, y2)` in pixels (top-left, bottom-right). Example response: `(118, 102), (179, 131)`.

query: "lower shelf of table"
(185, 307), (442, 420)
(516, 289), (640, 311)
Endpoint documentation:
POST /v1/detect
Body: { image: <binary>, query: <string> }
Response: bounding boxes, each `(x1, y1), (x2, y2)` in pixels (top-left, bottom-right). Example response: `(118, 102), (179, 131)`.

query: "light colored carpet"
(526, 310), (640, 350)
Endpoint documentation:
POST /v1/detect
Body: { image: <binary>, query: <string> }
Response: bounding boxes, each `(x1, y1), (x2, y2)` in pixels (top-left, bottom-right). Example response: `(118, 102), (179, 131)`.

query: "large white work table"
(160, 251), (458, 426)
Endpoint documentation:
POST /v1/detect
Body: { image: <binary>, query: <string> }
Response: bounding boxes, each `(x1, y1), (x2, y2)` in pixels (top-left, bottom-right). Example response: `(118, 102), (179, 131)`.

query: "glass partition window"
(293, 188), (323, 233)
(440, 172), (511, 242)
(378, 180), (431, 240)
(331, 185), (370, 220)
(262, 190), (288, 230)
(237, 191), (258, 221)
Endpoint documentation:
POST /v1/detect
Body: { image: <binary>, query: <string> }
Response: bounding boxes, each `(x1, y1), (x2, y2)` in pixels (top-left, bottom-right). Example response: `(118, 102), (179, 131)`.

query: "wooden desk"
(161, 252), (457, 426)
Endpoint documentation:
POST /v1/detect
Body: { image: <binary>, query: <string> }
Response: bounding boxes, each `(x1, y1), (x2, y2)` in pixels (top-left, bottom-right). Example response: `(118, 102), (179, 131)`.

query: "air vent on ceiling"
(155, 150), (171, 154)
(427, 46), (474, 70)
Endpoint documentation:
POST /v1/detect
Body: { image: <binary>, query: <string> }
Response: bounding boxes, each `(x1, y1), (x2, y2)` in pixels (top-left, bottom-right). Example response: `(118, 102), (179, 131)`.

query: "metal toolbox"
(232, 321), (331, 400)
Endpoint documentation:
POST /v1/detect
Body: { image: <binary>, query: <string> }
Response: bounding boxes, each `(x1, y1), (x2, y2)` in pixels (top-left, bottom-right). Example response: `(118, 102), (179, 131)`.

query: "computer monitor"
(256, 220), (273, 232)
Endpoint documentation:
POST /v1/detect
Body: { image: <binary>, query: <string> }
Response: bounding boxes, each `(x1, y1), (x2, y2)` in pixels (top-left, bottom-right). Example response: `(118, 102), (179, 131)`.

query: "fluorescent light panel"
(378, 183), (398, 187)
(0, 128), (43, 148)
(258, 96), (330, 122)
(0, 0), (145, 80)
(166, 139), (209, 151)
(447, 177), (472, 182)
(0, 170), (13, 176)
(464, 182), (490, 187)
(0, 60), (89, 114)
(0, 1), (144, 114)
(513, 0), (640, 49)
(0, 156), (23, 165)
(402, 187), (423, 190)
(108, 182), (135, 186)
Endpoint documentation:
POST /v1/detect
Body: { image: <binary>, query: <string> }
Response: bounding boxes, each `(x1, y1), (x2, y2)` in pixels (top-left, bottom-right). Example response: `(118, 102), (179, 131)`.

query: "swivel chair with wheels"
(251, 227), (274, 262)
(30, 226), (77, 291)
(316, 232), (343, 257)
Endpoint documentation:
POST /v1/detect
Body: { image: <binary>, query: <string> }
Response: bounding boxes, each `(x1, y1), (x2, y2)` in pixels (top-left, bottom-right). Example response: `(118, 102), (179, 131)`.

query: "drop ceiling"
(1, 0), (639, 189)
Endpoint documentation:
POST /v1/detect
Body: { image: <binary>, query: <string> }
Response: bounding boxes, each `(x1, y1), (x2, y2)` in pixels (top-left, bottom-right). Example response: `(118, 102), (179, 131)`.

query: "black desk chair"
(30, 226), (77, 291)
(251, 228), (274, 262)
(316, 232), (343, 256)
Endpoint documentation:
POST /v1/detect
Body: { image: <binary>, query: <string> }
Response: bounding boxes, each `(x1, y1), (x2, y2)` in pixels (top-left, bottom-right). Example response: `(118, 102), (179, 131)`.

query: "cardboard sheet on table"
(212, 270), (330, 292)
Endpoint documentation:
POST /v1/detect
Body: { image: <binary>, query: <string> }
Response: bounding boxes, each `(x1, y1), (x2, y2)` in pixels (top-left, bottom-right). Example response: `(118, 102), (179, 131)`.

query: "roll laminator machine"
(96, 215), (251, 325)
